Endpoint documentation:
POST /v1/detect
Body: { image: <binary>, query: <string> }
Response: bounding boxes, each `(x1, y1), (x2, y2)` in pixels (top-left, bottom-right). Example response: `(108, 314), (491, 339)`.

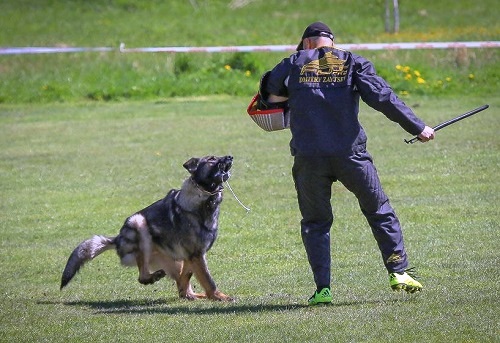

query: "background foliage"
(0, 0), (499, 103)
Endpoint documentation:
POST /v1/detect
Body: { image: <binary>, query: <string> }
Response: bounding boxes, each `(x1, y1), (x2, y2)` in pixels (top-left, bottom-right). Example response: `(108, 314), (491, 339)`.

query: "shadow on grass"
(38, 296), (410, 315)
(37, 298), (307, 315)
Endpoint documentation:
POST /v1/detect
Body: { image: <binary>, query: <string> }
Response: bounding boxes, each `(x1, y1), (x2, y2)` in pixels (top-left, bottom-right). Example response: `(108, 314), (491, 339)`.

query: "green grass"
(0, 0), (499, 341)
(1, 95), (498, 342)
(2, 0), (499, 46)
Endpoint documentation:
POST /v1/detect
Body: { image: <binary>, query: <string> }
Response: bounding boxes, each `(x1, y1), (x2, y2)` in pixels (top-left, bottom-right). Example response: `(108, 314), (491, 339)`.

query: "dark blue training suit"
(265, 46), (425, 290)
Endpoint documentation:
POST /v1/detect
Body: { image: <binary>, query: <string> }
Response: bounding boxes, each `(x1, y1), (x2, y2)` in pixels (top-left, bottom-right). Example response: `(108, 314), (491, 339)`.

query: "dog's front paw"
(182, 292), (207, 301)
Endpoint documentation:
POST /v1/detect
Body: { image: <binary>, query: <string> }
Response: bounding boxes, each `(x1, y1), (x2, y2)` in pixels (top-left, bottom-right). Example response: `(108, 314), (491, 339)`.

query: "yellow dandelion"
(245, 70), (251, 77)
(404, 74), (412, 80)
(468, 73), (474, 79)
(403, 66), (411, 73)
(224, 64), (232, 71)
(446, 77), (452, 82)
(416, 77), (426, 84)
(414, 70), (421, 77)
(395, 65), (402, 70)
(400, 90), (409, 96)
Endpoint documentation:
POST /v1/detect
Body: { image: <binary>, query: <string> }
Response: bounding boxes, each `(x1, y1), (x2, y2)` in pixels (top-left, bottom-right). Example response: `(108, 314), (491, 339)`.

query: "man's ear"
(303, 38), (310, 49)
(183, 157), (200, 174)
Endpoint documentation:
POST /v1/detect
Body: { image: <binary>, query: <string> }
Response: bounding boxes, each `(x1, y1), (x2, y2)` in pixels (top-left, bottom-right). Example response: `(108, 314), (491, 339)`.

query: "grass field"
(1, 0), (499, 341)
(0, 95), (498, 342)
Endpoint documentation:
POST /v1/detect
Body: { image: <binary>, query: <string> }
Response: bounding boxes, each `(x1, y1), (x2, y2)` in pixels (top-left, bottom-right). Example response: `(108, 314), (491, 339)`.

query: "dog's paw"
(208, 291), (235, 302)
(138, 269), (166, 285)
(182, 292), (207, 301)
(152, 269), (167, 281)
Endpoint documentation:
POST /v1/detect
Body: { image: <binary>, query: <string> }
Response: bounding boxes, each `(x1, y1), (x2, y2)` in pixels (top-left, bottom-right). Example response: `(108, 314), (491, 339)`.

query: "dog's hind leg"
(128, 214), (166, 285)
(190, 255), (233, 301)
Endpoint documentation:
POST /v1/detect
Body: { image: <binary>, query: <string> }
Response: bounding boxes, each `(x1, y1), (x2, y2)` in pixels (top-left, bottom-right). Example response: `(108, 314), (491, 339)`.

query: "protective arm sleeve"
(257, 71), (287, 110)
(353, 56), (425, 135)
(264, 58), (292, 98)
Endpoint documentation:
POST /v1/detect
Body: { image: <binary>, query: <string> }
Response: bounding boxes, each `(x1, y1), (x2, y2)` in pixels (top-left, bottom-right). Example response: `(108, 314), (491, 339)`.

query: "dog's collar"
(189, 177), (223, 196)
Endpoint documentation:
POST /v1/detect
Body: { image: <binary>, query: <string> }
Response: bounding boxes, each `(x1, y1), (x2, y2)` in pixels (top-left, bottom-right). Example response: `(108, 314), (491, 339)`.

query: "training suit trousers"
(292, 151), (409, 289)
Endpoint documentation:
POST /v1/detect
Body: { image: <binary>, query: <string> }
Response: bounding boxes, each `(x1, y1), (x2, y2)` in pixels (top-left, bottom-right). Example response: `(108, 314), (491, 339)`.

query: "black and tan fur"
(60, 155), (234, 301)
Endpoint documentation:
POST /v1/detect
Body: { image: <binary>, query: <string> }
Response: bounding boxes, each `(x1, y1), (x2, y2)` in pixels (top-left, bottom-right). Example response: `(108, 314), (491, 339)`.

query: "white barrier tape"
(118, 43), (295, 53)
(1, 41), (498, 55)
(0, 47), (114, 55)
(118, 41), (499, 53)
(338, 41), (500, 50)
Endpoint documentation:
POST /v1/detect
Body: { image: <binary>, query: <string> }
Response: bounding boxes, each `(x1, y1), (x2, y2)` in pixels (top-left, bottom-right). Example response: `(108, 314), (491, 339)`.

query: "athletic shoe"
(389, 268), (423, 293)
(308, 287), (332, 305)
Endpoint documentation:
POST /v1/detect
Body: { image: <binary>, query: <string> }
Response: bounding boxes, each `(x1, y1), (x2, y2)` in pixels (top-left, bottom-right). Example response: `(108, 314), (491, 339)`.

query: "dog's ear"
(183, 157), (200, 174)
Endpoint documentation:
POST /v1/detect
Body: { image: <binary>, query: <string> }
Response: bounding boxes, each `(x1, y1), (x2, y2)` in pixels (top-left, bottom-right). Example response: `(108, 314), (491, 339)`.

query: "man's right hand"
(418, 126), (435, 142)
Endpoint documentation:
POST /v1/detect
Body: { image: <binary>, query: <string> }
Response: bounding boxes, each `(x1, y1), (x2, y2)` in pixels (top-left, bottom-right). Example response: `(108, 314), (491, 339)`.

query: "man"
(261, 22), (435, 305)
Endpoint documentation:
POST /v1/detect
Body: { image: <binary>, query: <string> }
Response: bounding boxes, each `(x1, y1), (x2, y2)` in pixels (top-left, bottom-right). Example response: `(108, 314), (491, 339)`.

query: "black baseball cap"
(296, 22), (334, 51)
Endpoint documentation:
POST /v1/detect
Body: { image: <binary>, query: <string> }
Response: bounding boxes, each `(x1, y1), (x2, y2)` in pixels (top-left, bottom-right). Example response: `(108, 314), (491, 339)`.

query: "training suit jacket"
(265, 46), (425, 156)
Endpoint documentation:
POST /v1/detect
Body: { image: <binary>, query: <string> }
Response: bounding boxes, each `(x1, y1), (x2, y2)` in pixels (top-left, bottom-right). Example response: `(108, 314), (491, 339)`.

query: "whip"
(404, 104), (489, 144)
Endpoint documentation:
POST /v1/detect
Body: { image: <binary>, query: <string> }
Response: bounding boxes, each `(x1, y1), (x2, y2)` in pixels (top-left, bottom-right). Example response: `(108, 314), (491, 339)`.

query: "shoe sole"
(308, 300), (332, 306)
(391, 283), (422, 294)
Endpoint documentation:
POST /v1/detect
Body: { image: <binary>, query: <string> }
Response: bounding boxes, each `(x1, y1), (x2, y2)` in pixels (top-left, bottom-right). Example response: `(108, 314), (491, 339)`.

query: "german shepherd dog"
(60, 155), (234, 301)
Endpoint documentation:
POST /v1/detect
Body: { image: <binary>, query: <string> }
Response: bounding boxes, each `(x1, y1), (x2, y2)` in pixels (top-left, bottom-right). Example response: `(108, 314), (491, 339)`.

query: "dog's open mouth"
(188, 155), (233, 194)
(219, 156), (233, 182)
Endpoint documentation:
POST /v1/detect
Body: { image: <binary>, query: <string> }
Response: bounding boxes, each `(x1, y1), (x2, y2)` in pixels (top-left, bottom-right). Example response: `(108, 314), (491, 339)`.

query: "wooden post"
(393, 0), (400, 33)
(385, 0), (400, 33)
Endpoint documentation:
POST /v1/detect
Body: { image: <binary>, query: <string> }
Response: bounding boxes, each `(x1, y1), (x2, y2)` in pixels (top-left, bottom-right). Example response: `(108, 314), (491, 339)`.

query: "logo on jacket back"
(299, 51), (348, 84)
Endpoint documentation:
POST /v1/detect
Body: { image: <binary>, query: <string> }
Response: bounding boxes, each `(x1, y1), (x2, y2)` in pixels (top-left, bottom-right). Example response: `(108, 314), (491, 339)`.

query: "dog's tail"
(60, 235), (116, 290)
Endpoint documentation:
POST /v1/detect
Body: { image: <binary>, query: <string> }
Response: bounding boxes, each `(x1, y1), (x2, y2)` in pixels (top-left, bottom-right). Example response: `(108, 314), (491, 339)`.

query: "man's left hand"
(418, 126), (435, 142)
